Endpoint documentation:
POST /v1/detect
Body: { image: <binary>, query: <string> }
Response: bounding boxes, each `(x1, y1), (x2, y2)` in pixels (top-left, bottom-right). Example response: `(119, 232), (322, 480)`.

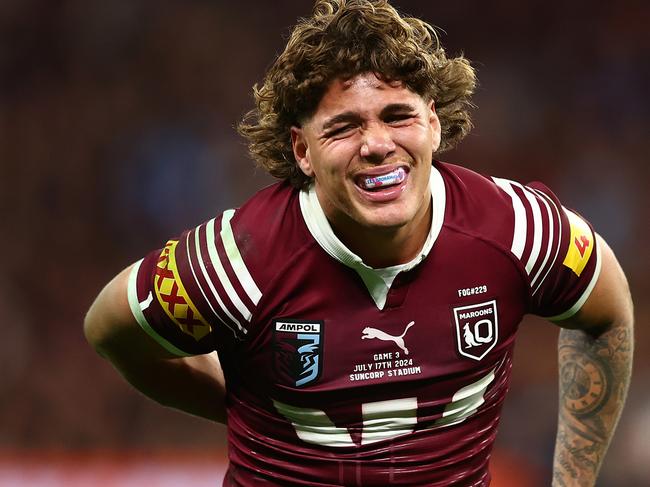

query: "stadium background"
(1, 0), (647, 485)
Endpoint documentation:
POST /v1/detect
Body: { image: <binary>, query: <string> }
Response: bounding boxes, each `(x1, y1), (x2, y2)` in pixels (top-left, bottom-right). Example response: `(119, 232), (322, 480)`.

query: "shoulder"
(231, 181), (305, 244)
(227, 181), (312, 283)
(207, 181), (304, 318)
(436, 161), (518, 246)
(437, 161), (570, 289)
(438, 161), (564, 251)
(126, 181), (315, 352)
(436, 161), (601, 318)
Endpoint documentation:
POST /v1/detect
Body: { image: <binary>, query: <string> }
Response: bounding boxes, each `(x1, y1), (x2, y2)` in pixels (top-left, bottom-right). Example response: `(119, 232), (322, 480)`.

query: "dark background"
(1, 1), (647, 485)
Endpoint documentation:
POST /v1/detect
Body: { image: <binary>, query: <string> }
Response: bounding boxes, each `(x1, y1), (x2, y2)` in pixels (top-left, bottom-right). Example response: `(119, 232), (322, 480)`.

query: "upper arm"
(84, 263), (179, 361)
(88, 205), (266, 362)
(491, 178), (602, 319)
(491, 177), (632, 331)
(554, 235), (633, 332)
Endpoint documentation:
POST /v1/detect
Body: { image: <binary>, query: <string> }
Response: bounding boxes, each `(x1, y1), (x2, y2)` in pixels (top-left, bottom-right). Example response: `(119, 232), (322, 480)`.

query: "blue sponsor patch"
(274, 319), (324, 387)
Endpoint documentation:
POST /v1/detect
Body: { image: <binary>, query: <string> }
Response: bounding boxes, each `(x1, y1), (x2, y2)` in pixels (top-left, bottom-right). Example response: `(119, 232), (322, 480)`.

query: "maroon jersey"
(128, 161), (600, 486)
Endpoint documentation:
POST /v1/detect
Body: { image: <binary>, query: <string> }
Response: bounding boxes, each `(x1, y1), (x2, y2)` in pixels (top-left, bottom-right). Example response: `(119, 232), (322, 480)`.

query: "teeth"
(362, 168), (406, 189)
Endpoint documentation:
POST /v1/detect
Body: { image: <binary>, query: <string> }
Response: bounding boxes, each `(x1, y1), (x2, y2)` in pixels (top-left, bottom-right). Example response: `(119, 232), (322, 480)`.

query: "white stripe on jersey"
(435, 367), (495, 428)
(187, 227), (246, 338)
(361, 398), (418, 445)
(528, 189), (555, 289)
(205, 218), (253, 323)
(492, 178), (526, 259)
(205, 217), (253, 322)
(274, 368), (496, 448)
(530, 188), (563, 294)
(221, 209), (262, 306)
(494, 177), (568, 293)
(518, 184), (543, 274)
(273, 399), (355, 448)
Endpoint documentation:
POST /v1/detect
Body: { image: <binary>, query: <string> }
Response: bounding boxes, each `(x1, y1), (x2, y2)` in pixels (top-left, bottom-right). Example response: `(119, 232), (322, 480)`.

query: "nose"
(360, 122), (396, 162)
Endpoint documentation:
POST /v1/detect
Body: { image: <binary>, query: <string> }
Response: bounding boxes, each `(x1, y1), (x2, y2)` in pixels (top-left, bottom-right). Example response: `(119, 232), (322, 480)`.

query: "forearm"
(552, 318), (633, 486)
(108, 350), (227, 423)
(85, 265), (227, 424)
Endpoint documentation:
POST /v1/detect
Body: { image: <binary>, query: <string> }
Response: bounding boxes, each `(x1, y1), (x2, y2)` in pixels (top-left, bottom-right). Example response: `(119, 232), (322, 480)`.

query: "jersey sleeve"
(492, 178), (601, 320)
(127, 209), (261, 356)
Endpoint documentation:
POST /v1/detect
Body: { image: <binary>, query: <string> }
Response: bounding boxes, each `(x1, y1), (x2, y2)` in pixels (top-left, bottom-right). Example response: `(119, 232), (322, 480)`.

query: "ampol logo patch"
(274, 319), (324, 387)
(453, 300), (499, 361)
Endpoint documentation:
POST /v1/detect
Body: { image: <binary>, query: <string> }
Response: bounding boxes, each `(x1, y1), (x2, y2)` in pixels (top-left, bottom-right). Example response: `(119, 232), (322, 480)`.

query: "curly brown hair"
(238, 0), (477, 189)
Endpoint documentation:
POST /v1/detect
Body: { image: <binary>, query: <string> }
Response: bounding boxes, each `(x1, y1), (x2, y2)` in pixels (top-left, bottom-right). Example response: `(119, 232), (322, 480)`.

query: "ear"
(427, 100), (442, 152)
(291, 126), (314, 177)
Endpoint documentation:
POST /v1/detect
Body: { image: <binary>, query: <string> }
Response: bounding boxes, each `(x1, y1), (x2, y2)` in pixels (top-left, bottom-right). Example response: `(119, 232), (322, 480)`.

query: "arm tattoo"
(552, 323), (633, 486)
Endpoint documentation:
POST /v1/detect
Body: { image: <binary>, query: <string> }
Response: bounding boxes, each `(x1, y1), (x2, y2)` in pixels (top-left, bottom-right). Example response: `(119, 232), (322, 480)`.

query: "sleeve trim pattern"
(185, 228), (246, 338)
(154, 240), (213, 341)
(529, 188), (563, 295)
(205, 217), (252, 321)
(492, 177), (527, 259)
(492, 177), (563, 293)
(182, 209), (262, 340)
(544, 236), (602, 322)
(127, 259), (192, 357)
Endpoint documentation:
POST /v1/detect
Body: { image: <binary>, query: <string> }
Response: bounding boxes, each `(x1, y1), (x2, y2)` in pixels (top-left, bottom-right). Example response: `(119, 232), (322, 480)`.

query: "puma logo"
(361, 321), (415, 355)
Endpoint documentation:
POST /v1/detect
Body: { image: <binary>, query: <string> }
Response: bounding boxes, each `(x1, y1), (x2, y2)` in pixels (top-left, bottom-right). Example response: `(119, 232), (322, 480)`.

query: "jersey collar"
(299, 164), (446, 310)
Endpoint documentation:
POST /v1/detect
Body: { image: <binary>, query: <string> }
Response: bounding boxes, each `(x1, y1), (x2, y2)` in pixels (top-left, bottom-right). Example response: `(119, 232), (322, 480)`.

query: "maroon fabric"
(131, 161), (599, 486)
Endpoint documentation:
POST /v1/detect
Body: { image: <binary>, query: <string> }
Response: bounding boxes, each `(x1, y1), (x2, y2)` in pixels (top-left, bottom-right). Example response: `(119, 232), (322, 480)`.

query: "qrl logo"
(274, 319), (324, 387)
(453, 300), (499, 361)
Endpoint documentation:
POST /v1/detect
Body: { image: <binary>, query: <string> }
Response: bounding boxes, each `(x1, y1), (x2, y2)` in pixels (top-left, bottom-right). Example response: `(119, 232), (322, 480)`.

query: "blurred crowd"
(1, 1), (648, 485)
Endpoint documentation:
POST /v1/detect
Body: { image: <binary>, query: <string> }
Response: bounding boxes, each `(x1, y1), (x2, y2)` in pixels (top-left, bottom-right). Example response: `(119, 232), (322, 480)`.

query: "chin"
(358, 209), (413, 230)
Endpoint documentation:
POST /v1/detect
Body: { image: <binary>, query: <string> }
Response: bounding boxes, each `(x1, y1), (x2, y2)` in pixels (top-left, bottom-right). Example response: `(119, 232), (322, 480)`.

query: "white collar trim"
(299, 165), (446, 309)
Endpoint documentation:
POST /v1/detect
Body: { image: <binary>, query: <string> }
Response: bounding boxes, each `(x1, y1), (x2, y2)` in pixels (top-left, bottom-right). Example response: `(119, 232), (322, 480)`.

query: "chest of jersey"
(224, 229), (527, 424)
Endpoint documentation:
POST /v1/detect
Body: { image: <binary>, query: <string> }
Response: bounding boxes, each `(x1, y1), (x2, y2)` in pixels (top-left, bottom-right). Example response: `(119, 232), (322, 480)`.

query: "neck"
(330, 201), (432, 269)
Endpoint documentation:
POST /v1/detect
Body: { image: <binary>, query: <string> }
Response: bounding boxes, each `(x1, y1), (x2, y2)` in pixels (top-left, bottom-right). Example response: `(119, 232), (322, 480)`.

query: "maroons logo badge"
(274, 319), (324, 387)
(453, 300), (499, 361)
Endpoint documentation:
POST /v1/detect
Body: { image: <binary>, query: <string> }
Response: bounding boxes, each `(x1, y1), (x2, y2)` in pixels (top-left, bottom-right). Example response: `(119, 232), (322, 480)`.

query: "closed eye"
(384, 113), (416, 124)
(325, 124), (356, 138)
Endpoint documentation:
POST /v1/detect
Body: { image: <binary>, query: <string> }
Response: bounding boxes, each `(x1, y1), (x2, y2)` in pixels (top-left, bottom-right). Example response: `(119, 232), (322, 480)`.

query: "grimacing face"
(291, 72), (441, 242)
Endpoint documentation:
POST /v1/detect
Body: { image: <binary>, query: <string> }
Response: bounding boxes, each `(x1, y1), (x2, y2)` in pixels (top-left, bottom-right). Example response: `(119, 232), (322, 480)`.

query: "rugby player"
(85, 1), (633, 485)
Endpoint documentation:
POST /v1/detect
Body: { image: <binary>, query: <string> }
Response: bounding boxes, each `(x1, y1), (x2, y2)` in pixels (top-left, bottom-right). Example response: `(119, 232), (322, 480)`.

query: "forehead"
(309, 72), (425, 124)
(339, 72), (402, 91)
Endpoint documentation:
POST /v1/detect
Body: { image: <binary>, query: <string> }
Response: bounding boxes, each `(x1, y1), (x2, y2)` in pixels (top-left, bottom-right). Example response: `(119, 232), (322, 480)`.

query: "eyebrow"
(320, 103), (419, 131)
(380, 103), (418, 116)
